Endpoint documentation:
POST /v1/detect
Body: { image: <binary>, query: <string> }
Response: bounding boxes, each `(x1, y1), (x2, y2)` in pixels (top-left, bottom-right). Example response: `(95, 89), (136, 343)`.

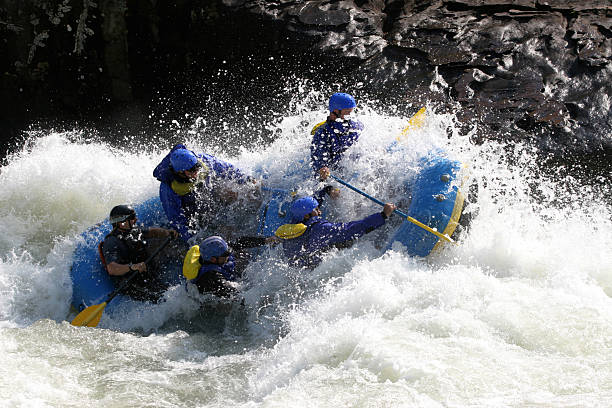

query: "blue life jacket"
(281, 212), (386, 268)
(193, 254), (237, 282)
(153, 145), (249, 241)
(191, 255), (238, 296)
(310, 118), (364, 173)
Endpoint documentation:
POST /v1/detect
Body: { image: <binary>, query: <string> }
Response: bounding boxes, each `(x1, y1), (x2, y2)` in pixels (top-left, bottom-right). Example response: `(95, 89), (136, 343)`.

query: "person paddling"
(183, 235), (279, 298)
(277, 196), (395, 268)
(153, 144), (258, 242)
(311, 92), (364, 182)
(100, 205), (179, 302)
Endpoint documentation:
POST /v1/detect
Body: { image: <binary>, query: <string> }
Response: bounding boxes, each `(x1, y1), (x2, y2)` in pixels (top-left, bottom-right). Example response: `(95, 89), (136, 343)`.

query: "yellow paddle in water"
(330, 175), (454, 244)
(71, 236), (173, 327)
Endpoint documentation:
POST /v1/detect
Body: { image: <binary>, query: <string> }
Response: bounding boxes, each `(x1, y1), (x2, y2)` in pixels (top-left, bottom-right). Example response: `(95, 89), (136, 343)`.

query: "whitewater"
(0, 101), (611, 407)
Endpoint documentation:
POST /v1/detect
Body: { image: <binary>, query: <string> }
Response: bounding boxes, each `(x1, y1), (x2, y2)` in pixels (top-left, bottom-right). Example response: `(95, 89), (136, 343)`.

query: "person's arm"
(348, 118), (364, 134)
(204, 154), (250, 184)
(106, 261), (147, 276)
(146, 227), (179, 239)
(317, 203), (395, 247)
(159, 183), (191, 241)
(229, 236), (280, 252)
(102, 238), (147, 276)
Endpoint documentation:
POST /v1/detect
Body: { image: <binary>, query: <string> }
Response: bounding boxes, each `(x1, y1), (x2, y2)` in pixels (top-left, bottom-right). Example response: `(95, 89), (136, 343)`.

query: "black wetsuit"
(102, 227), (167, 302)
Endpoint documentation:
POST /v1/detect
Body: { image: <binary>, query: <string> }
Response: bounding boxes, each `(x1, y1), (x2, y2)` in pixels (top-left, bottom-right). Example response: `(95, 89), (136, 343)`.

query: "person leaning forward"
(153, 144), (257, 242)
(277, 196), (395, 269)
(311, 92), (364, 182)
(183, 235), (279, 298)
(100, 205), (179, 302)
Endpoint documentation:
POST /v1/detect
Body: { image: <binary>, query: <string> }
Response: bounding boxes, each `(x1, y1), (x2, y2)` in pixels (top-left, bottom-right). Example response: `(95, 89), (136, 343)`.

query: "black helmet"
(109, 205), (136, 225)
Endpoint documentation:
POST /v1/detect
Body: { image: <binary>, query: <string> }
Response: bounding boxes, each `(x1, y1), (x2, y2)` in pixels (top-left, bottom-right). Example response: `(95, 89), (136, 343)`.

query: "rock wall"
(0, 0), (610, 155)
(225, 0), (611, 152)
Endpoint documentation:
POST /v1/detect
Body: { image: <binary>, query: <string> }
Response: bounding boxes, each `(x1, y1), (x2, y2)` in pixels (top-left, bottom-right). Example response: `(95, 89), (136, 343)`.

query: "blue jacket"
(191, 255), (239, 297)
(153, 144), (249, 241)
(311, 118), (364, 172)
(282, 212), (386, 268)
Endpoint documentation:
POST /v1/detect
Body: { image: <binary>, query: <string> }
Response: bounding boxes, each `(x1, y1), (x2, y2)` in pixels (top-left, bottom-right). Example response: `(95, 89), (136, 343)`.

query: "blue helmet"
(199, 236), (229, 260)
(329, 93), (356, 112)
(170, 148), (199, 172)
(290, 197), (319, 222)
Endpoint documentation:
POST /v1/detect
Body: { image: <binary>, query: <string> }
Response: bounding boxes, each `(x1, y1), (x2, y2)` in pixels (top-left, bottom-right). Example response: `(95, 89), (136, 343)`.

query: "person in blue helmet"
(183, 235), (279, 297)
(311, 92), (364, 181)
(153, 144), (257, 242)
(277, 196), (395, 268)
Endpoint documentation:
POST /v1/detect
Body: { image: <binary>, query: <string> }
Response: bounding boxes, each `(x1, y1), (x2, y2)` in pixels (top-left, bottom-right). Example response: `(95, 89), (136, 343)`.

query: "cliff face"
(225, 0), (611, 152)
(1, 1), (610, 154)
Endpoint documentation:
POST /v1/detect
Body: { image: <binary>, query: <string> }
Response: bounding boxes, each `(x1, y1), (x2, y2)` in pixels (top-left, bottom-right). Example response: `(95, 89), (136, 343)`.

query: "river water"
(0, 102), (611, 407)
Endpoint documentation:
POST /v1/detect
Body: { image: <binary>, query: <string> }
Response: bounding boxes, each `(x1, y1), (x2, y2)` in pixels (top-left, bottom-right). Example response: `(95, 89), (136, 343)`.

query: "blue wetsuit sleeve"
(311, 127), (330, 172)
(351, 119), (364, 132)
(159, 183), (191, 241)
(204, 154), (249, 183)
(316, 212), (386, 247)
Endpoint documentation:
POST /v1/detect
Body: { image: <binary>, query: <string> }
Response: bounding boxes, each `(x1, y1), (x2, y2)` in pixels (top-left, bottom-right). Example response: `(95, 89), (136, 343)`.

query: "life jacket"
(183, 244), (237, 282)
(103, 227), (149, 265)
(311, 118), (363, 171)
(311, 120), (327, 135)
(98, 241), (108, 272)
(278, 218), (324, 268)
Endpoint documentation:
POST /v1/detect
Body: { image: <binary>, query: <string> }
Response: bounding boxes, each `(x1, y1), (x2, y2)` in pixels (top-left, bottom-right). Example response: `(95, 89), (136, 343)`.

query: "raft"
(70, 109), (467, 316)
(71, 156), (465, 316)
(385, 152), (464, 256)
(255, 152), (465, 257)
(70, 197), (184, 316)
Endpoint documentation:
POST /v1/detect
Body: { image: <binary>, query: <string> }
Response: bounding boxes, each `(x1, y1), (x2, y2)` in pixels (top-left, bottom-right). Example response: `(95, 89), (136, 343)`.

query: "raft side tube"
(69, 197), (174, 315)
(386, 155), (464, 257)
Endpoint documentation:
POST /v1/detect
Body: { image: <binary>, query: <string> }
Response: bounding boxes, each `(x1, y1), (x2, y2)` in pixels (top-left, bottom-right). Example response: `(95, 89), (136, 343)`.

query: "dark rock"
(226, 0), (611, 153)
(1, 0), (610, 157)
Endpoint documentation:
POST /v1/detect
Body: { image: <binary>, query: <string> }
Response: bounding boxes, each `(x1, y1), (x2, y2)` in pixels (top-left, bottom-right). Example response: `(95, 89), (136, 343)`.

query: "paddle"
(397, 107), (426, 141)
(329, 174), (454, 243)
(71, 235), (173, 327)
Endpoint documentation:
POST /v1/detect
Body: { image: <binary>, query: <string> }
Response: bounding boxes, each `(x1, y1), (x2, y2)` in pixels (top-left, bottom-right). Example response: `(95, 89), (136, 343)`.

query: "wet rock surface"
(223, 0), (611, 152)
(1, 0), (610, 156)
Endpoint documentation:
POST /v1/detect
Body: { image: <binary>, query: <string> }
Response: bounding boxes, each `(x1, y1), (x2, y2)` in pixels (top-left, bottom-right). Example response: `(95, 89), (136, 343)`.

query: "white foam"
(1, 107), (611, 406)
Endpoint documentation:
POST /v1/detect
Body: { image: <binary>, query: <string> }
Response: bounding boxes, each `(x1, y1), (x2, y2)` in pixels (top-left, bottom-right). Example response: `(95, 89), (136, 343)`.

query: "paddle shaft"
(105, 235), (173, 304)
(329, 175), (453, 243)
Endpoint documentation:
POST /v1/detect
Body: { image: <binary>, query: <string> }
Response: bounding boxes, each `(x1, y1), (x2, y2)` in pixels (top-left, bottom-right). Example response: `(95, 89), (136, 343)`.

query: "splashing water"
(0, 103), (611, 407)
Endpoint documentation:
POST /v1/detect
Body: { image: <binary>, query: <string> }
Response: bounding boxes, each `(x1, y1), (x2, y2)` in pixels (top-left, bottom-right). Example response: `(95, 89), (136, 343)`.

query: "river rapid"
(0, 101), (611, 407)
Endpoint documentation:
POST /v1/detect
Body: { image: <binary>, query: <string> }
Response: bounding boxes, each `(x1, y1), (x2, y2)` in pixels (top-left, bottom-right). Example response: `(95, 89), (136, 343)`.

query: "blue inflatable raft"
(70, 197), (184, 315)
(70, 154), (466, 316)
(386, 153), (464, 256)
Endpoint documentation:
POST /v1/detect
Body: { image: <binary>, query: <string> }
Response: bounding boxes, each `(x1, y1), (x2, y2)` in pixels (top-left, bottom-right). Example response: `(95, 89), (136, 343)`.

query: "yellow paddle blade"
(275, 223), (307, 239)
(183, 245), (201, 280)
(71, 302), (107, 327)
(405, 215), (454, 244)
(397, 107), (426, 141)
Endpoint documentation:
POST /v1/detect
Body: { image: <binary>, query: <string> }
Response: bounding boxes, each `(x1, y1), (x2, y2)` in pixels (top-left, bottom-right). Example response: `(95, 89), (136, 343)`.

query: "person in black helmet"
(100, 205), (179, 302)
